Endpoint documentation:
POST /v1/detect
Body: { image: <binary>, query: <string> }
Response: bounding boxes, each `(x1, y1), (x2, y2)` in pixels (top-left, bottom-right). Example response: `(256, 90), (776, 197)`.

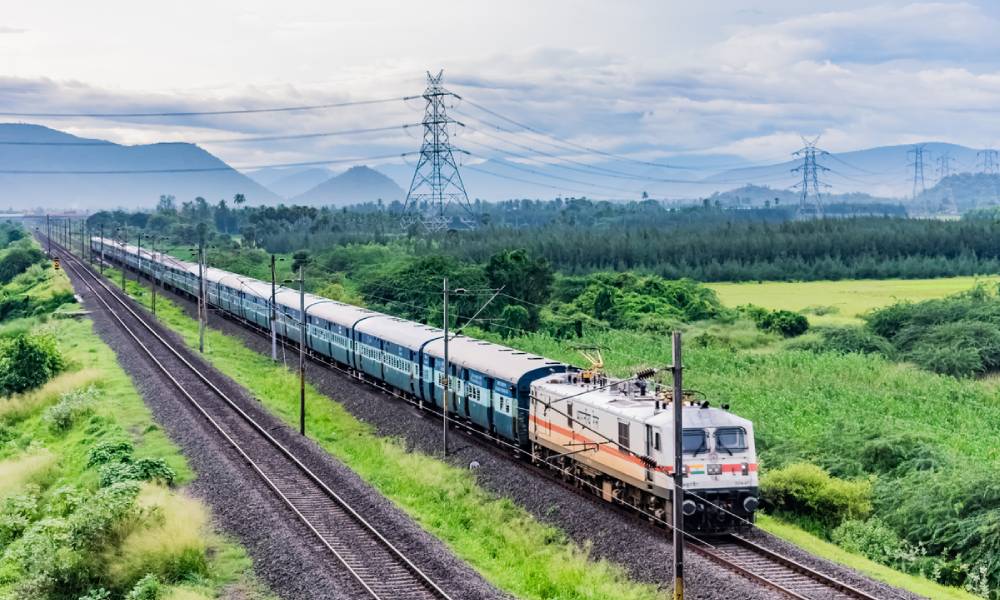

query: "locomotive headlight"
(707, 464), (722, 475)
(682, 499), (698, 516)
(743, 496), (759, 513)
(741, 462), (750, 476)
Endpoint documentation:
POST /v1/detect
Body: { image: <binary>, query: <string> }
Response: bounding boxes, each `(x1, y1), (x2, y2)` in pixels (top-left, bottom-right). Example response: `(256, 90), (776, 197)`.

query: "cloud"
(0, 26), (25, 34)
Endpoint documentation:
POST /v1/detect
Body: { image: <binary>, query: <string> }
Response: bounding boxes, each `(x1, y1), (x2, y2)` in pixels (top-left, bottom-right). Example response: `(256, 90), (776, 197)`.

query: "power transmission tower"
(790, 136), (830, 218)
(908, 144), (929, 213)
(936, 152), (953, 181)
(402, 70), (476, 232)
(936, 153), (958, 215)
(978, 147), (999, 175)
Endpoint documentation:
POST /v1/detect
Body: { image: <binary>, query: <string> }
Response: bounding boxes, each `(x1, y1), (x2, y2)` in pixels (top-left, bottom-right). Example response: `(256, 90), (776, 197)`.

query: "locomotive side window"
(654, 432), (661, 451)
(682, 429), (707, 455)
(566, 402), (573, 427)
(714, 427), (748, 453)
(618, 421), (630, 450)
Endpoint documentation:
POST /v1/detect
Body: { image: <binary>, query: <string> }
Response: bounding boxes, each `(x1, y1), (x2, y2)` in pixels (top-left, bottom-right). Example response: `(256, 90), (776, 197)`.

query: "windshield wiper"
(717, 441), (734, 456)
(691, 438), (707, 456)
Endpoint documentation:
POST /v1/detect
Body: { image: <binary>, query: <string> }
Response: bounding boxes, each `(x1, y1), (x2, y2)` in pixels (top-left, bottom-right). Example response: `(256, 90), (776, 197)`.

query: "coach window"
(566, 402), (573, 427)
(618, 421), (630, 450)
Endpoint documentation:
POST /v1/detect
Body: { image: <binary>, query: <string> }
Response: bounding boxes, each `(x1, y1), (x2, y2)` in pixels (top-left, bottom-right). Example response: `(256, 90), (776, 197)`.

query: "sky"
(3, 1), (1000, 179)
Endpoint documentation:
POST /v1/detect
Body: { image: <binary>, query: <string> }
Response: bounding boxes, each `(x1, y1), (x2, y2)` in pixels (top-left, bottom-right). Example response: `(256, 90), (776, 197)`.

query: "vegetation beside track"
(0, 236), (268, 600)
(102, 265), (666, 600)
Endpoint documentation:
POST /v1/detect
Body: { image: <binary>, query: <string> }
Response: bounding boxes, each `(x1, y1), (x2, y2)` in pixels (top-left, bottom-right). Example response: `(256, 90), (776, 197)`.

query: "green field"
(708, 276), (1000, 325)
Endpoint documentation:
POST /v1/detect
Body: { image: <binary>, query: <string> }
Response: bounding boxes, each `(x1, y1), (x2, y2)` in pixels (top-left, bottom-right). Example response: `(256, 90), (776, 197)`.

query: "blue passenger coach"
(91, 237), (572, 447)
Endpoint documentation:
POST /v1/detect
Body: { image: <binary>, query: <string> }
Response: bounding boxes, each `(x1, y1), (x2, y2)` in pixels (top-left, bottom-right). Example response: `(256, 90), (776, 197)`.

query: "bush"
(124, 574), (161, 600)
(832, 518), (907, 567)
(43, 387), (99, 433)
(99, 459), (175, 488)
(87, 440), (136, 468)
(816, 327), (894, 356)
(0, 334), (64, 396)
(760, 463), (872, 531)
(0, 247), (45, 284)
(756, 309), (810, 337)
(905, 320), (1000, 377)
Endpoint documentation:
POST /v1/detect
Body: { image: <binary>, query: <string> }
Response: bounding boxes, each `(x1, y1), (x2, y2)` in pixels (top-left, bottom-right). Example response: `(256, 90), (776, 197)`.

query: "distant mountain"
(0, 123), (278, 210)
(707, 142), (979, 199)
(247, 167), (332, 199)
(915, 173), (1000, 214)
(292, 166), (405, 207)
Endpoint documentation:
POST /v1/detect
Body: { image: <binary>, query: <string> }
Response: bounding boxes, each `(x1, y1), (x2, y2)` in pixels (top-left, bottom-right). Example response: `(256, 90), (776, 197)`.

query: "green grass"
(708, 276), (1000, 325)
(756, 515), (979, 600)
(0, 257), (268, 599)
(105, 266), (663, 600)
(104, 264), (997, 600)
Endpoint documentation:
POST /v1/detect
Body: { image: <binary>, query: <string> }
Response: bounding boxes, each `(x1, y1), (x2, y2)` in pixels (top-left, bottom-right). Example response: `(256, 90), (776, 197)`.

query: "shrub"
(816, 326), (894, 356)
(760, 463), (872, 531)
(832, 518), (907, 567)
(0, 334), (64, 396)
(756, 309), (810, 337)
(905, 320), (1000, 377)
(99, 459), (175, 488)
(87, 440), (135, 468)
(0, 247), (45, 284)
(44, 387), (99, 433)
(125, 574), (162, 600)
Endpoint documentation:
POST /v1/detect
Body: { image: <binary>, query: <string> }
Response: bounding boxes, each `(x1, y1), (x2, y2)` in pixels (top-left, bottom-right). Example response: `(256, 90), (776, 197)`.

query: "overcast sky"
(3, 1), (1000, 172)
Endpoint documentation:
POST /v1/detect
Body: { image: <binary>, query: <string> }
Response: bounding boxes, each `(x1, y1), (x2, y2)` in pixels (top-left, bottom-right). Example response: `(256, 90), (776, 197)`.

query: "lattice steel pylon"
(401, 70), (476, 232)
(908, 144), (930, 214)
(791, 136), (830, 218)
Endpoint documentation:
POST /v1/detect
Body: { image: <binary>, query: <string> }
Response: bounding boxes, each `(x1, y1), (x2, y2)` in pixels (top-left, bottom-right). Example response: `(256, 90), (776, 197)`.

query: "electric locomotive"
(91, 237), (760, 533)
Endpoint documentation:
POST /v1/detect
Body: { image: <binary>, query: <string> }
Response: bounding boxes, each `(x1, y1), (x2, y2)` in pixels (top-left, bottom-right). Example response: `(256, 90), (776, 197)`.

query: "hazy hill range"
(246, 166), (333, 199)
(0, 124), (278, 210)
(292, 165), (406, 207)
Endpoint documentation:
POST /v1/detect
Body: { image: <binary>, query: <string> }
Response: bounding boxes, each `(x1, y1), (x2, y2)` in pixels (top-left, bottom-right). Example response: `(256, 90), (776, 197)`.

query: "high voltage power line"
(0, 96), (407, 118)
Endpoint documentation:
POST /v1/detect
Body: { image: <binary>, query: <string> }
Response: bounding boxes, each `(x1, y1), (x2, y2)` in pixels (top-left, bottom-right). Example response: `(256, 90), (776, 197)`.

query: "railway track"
(49, 239), (454, 600)
(695, 535), (881, 600)
(77, 239), (894, 600)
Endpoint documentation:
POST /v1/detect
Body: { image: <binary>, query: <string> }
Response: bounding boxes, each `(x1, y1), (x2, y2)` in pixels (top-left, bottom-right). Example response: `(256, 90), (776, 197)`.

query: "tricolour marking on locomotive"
(91, 237), (760, 533)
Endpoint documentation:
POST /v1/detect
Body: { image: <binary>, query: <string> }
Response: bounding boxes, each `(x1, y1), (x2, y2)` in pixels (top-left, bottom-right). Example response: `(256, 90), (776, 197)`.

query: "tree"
(0, 247), (44, 283)
(0, 334), (64, 395)
(485, 249), (554, 331)
(156, 195), (176, 214)
(233, 193), (246, 206)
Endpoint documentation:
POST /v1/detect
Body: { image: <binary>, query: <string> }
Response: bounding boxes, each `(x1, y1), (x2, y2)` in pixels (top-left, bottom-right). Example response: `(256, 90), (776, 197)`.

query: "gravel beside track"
(55, 245), (505, 600)
(86, 249), (923, 600)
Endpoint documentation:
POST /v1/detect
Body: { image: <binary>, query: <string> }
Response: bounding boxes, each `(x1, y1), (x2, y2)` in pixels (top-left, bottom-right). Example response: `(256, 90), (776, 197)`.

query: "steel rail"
(85, 238), (892, 600)
(50, 237), (454, 600)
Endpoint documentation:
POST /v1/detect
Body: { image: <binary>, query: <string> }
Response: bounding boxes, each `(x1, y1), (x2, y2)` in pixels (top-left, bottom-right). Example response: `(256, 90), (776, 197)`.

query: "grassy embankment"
(708, 276), (1000, 326)
(103, 265), (663, 600)
(104, 260), (992, 600)
(0, 258), (267, 599)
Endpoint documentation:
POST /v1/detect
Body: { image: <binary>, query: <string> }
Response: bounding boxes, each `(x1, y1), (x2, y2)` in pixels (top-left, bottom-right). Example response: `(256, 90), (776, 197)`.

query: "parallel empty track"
(50, 239), (453, 600)
(70, 237), (894, 600)
(696, 535), (881, 599)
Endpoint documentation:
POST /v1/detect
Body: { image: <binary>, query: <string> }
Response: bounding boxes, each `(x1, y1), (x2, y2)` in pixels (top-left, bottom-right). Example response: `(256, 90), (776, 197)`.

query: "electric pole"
(298, 265), (306, 435)
(150, 236), (158, 315)
(284, 265), (307, 435)
(194, 224), (207, 353)
(46, 215), (51, 256)
(136, 233), (143, 286)
(442, 277), (450, 456)
(402, 70), (476, 232)
(791, 136), (830, 218)
(671, 331), (685, 600)
(99, 224), (105, 274)
(118, 227), (127, 291)
(270, 254), (278, 361)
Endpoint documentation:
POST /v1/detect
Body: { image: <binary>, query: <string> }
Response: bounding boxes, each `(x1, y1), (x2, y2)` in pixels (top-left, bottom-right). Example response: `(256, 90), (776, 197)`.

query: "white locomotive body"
(530, 371), (759, 532)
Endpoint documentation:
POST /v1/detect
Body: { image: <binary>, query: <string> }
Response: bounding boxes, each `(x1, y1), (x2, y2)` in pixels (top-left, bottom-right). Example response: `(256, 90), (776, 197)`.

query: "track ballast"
(50, 238), (454, 600)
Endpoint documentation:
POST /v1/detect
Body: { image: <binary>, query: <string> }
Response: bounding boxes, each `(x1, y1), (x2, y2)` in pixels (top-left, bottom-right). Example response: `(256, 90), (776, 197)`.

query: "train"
(91, 237), (759, 533)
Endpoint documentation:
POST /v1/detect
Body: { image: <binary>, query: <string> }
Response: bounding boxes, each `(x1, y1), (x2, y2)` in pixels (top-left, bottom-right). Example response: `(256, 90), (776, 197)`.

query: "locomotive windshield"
(682, 429), (707, 455)
(715, 427), (748, 454)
